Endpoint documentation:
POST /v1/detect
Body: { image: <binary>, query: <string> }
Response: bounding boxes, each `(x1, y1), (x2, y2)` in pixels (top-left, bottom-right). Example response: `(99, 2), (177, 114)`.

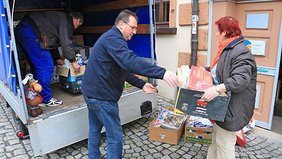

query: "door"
(0, 0), (29, 123)
(235, 1), (282, 129)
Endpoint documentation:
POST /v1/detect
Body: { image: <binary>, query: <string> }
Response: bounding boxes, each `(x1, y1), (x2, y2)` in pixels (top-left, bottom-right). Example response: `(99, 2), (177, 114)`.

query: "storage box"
(184, 125), (212, 144)
(56, 64), (85, 78)
(123, 74), (148, 89)
(59, 75), (83, 93)
(149, 118), (185, 145)
(57, 60), (86, 93)
(175, 88), (230, 121)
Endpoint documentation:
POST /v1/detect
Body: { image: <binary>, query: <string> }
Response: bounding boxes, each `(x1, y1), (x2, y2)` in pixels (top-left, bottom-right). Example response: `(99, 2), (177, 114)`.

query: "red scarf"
(210, 36), (239, 70)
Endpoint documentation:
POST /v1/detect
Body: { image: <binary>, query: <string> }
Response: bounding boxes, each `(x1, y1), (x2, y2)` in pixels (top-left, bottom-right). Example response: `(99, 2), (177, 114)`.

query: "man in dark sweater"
(15, 11), (83, 107)
(81, 9), (178, 159)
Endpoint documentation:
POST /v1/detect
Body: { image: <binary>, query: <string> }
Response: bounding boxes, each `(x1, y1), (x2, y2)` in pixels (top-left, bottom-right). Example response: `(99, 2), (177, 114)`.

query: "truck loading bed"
(28, 84), (143, 124)
(0, 0), (157, 156)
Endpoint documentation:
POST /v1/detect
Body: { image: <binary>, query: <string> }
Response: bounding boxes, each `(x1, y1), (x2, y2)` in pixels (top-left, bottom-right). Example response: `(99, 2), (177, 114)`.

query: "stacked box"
(149, 118), (185, 145)
(57, 60), (86, 93)
(184, 124), (212, 144)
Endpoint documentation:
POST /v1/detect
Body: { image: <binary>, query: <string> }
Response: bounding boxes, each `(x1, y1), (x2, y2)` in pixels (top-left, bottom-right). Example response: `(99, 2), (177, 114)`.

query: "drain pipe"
(190, 0), (199, 66)
(207, 0), (214, 66)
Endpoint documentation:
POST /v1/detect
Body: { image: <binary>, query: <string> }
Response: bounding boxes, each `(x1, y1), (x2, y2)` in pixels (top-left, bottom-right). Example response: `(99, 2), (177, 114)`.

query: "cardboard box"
(149, 118), (185, 145)
(124, 81), (133, 89)
(59, 75), (83, 93)
(56, 61), (86, 78)
(184, 124), (212, 144)
(175, 88), (230, 121)
(72, 35), (84, 46)
(123, 74), (148, 89)
(56, 60), (85, 93)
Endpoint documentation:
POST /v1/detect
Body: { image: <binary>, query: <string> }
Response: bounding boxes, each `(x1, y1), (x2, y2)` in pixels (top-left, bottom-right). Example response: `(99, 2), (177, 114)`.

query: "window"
(155, 0), (170, 26)
(155, 0), (176, 34)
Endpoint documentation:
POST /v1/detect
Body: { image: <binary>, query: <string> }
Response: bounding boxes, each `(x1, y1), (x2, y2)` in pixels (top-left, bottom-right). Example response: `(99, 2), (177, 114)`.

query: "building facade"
(155, 0), (282, 129)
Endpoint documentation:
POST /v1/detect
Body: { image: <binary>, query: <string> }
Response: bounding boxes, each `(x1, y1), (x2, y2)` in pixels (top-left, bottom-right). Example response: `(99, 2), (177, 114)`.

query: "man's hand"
(72, 61), (81, 74)
(163, 71), (178, 87)
(56, 59), (64, 66)
(142, 83), (157, 94)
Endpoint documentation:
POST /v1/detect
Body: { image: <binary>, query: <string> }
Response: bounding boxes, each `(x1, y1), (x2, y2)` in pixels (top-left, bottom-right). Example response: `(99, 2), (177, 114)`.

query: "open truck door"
(0, 0), (157, 156)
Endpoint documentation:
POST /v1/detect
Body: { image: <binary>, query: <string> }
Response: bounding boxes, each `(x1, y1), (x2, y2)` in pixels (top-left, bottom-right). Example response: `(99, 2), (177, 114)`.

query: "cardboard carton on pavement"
(149, 118), (185, 145)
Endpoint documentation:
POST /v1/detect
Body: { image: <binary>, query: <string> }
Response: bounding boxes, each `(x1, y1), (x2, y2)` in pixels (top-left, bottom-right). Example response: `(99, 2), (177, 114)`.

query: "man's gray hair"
(115, 9), (138, 25)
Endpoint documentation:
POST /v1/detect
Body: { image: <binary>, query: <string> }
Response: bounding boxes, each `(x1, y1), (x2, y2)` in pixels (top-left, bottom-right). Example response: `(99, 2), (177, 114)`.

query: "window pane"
(155, 3), (160, 22)
(163, 1), (170, 22)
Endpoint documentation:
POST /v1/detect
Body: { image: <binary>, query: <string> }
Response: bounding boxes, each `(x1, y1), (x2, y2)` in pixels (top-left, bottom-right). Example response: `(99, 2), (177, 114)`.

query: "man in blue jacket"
(81, 9), (178, 159)
(15, 11), (83, 107)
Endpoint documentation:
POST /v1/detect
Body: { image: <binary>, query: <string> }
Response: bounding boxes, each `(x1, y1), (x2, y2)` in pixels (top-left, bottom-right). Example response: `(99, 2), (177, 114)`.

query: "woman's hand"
(201, 86), (220, 102)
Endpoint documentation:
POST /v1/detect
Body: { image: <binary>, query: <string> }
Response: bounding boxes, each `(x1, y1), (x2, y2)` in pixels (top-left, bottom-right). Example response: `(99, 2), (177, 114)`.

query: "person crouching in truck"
(15, 11), (83, 107)
(81, 9), (178, 159)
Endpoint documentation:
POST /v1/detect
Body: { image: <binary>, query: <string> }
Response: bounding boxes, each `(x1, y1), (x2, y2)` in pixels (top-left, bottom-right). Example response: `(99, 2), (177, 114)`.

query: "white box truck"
(0, 0), (157, 156)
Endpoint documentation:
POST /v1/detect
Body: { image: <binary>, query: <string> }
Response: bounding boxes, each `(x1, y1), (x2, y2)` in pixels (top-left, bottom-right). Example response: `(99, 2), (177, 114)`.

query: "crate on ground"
(184, 116), (213, 144)
(184, 125), (212, 144)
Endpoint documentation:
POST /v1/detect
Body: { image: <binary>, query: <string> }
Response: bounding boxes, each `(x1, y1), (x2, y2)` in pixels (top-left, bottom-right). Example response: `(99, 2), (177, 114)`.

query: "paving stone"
(182, 154), (193, 159)
(132, 152), (139, 157)
(152, 152), (162, 158)
(240, 152), (248, 157)
(71, 150), (79, 156)
(161, 156), (171, 159)
(249, 154), (257, 159)
(5, 153), (12, 158)
(156, 145), (164, 151)
(187, 150), (197, 156)
(161, 149), (171, 156)
(49, 153), (60, 159)
(125, 149), (134, 154)
(176, 149), (186, 155)
(148, 148), (157, 154)
(255, 154), (265, 159)
(14, 148), (27, 156)
(134, 147), (142, 153)
(123, 153), (131, 158)
(169, 152), (181, 159)
(81, 147), (88, 155)
(123, 144), (130, 149)
(140, 150), (149, 156)
(262, 153), (272, 158)
(74, 154), (83, 159)
(66, 156), (75, 159)
(144, 154), (154, 159)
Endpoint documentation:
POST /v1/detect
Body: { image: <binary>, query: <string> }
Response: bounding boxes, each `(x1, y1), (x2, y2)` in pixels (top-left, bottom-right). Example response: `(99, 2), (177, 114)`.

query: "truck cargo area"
(0, 0), (157, 156)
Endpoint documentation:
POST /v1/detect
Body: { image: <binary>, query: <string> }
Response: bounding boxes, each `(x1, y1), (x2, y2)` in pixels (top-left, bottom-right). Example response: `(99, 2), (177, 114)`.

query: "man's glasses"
(123, 21), (137, 31)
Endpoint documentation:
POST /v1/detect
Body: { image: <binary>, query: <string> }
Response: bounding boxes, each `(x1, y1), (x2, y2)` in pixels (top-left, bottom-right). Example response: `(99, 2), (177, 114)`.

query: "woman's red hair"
(215, 16), (242, 38)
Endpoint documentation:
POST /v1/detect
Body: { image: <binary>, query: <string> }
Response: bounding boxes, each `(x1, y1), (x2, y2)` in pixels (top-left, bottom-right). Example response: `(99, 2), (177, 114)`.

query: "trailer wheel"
(11, 110), (29, 139)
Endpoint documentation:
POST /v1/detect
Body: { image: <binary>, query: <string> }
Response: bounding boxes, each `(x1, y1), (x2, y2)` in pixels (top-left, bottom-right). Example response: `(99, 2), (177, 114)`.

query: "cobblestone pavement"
(1, 96), (282, 159)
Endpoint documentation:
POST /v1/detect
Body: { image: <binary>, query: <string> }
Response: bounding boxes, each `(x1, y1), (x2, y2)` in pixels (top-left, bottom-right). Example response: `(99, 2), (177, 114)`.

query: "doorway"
(273, 51), (282, 135)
